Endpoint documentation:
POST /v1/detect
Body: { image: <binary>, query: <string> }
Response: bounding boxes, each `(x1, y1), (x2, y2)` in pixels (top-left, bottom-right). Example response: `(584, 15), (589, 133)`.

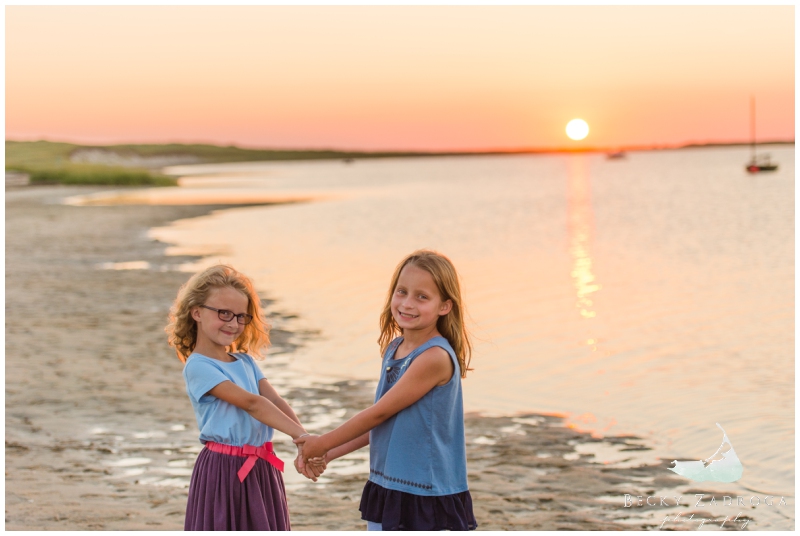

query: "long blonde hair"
(165, 264), (270, 363)
(378, 250), (472, 378)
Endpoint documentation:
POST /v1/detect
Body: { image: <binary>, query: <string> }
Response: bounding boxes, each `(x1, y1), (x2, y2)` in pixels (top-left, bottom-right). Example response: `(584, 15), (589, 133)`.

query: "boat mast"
(750, 95), (756, 162)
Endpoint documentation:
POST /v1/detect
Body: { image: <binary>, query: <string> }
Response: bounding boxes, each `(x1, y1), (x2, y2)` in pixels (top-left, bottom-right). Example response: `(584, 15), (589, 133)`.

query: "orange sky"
(5, 6), (795, 151)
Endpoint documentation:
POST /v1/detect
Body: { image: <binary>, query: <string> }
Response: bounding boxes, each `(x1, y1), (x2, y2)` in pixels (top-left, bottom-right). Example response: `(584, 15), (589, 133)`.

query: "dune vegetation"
(5, 140), (448, 186)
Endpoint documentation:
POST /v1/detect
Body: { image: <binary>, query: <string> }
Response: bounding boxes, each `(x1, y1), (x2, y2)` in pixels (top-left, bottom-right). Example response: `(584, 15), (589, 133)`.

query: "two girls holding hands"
(168, 250), (475, 531)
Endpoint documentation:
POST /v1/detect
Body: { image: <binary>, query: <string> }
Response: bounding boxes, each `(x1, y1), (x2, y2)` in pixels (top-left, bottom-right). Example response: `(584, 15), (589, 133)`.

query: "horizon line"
(4, 137), (795, 156)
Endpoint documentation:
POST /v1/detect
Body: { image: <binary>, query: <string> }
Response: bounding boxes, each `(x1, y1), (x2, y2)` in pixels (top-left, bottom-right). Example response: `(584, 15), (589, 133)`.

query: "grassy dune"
(88, 143), (441, 162)
(6, 141), (174, 186)
(4, 140), (450, 186)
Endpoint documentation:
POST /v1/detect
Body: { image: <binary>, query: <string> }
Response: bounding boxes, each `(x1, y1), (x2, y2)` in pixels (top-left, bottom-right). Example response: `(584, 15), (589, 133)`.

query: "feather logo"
(669, 423), (743, 483)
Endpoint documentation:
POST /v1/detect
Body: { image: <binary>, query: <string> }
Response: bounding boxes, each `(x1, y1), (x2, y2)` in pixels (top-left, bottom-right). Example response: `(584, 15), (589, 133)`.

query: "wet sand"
(6, 185), (730, 530)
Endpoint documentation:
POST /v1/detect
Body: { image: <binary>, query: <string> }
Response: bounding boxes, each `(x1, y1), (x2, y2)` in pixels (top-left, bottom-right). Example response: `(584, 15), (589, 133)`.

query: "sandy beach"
(6, 185), (746, 531)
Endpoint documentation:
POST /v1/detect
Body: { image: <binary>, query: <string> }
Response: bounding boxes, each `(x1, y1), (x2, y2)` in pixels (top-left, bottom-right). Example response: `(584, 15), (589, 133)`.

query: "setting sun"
(566, 119), (590, 141)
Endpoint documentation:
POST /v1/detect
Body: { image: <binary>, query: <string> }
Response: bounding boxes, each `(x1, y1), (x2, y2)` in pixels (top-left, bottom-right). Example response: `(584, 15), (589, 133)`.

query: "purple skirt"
(185, 446), (290, 531)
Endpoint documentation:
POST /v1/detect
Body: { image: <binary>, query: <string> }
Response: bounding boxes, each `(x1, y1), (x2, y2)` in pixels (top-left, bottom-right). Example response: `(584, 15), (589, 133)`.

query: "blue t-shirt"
(183, 352), (273, 447)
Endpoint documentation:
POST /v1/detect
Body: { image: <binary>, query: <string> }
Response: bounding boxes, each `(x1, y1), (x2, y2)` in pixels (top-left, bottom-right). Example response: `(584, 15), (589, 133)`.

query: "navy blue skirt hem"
(359, 480), (477, 531)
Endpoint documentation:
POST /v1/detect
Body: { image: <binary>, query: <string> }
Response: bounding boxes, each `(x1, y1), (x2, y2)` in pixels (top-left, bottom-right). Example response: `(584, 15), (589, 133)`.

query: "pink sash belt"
(205, 441), (284, 482)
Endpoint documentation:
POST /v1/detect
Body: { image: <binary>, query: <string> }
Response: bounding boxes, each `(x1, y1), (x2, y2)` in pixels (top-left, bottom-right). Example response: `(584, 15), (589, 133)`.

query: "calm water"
(150, 146), (794, 502)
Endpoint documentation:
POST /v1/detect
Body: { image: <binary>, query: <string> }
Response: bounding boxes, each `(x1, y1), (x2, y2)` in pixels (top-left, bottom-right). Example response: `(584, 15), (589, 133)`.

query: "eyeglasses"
(200, 305), (253, 325)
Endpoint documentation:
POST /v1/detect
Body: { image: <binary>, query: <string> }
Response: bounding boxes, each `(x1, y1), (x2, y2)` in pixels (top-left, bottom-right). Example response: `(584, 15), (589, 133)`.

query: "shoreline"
(5, 185), (767, 530)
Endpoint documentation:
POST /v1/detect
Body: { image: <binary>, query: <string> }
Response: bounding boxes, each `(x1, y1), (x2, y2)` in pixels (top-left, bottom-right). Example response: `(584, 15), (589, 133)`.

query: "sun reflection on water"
(567, 155), (601, 320)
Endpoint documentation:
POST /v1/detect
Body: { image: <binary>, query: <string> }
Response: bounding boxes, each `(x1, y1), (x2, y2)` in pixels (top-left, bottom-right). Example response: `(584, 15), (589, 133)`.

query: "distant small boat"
(606, 151), (626, 160)
(745, 96), (778, 173)
(746, 154), (778, 173)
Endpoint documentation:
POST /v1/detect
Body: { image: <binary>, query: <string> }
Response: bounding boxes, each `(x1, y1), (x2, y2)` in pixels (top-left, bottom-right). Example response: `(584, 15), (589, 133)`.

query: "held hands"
(294, 440), (327, 482)
(294, 434), (327, 459)
(293, 434), (328, 482)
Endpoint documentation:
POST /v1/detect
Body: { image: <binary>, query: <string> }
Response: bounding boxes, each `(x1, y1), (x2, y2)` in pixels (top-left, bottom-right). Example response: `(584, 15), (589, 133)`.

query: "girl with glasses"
(166, 264), (323, 530)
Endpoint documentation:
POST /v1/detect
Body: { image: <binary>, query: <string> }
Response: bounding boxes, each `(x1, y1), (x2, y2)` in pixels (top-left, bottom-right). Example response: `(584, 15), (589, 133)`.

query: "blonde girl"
(296, 250), (477, 531)
(166, 264), (320, 531)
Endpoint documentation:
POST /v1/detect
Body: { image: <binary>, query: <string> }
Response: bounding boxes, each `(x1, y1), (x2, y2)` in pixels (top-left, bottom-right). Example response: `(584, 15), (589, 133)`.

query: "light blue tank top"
(368, 336), (469, 496)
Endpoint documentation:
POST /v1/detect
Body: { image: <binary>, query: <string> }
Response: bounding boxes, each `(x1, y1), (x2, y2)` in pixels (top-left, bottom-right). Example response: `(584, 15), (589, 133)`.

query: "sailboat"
(745, 96), (778, 173)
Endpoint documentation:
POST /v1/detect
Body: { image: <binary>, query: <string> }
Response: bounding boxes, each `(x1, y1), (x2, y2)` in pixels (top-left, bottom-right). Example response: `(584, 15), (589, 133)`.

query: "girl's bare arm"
(297, 347), (453, 459)
(258, 378), (302, 425)
(325, 432), (370, 463)
(256, 378), (324, 479)
(208, 381), (306, 439)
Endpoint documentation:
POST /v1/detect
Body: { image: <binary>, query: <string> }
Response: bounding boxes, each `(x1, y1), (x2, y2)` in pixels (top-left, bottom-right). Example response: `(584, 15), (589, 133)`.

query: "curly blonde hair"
(166, 265), (270, 363)
(378, 250), (473, 378)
